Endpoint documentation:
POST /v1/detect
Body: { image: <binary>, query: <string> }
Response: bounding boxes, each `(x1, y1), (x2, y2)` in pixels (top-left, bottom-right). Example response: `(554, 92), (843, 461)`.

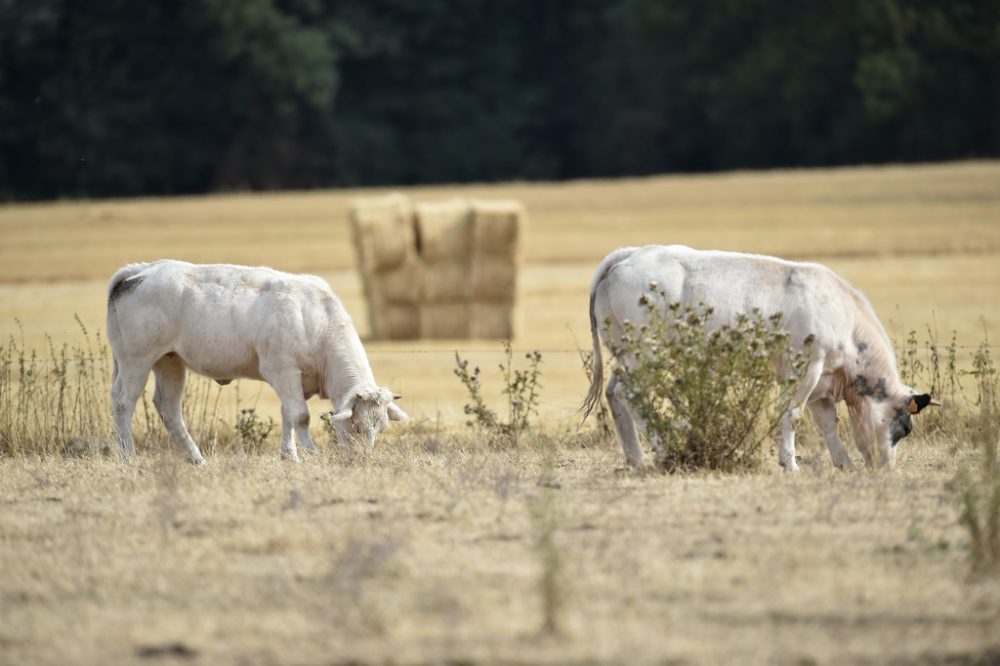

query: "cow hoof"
(188, 455), (206, 465)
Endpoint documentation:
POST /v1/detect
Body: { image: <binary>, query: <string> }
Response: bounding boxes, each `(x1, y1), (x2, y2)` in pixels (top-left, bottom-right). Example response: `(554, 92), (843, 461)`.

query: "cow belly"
(173, 342), (262, 382)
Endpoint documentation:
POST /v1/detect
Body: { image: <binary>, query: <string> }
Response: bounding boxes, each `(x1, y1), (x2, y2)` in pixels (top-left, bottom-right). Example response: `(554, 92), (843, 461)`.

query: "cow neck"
(850, 320), (905, 400)
(322, 323), (377, 408)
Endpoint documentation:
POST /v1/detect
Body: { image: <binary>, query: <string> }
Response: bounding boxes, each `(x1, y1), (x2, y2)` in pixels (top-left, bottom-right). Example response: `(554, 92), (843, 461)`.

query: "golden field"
(1, 161), (999, 664)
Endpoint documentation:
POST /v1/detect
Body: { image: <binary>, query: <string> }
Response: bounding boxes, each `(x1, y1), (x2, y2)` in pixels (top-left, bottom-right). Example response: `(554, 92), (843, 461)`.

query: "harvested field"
(1, 162), (999, 664)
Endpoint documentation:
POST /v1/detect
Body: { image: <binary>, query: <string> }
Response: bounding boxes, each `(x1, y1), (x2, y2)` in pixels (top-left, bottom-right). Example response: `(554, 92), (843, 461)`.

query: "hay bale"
(470, 302), (515, 339)
(377, 261), (422, 305)
(416, 200), (472, 263)
(471, 199), (522, 256)
(470, 256), (517, 302)
(348, 194), (525, 340)
(422, 262), (471, 302)
(383, 304), (420, 339)
(350, 193), (415, 273)
(420, 303), (471, 339)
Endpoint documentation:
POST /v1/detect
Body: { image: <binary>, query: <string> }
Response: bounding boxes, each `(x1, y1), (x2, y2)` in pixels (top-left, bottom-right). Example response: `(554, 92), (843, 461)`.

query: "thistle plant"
(454, 340), (543, 447)
(607, 286), (811, 472)
(235, 408), (274, 453)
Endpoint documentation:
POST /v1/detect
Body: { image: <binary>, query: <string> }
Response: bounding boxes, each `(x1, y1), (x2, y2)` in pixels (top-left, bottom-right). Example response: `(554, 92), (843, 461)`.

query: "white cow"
(583, 245), (938, 471)
(107, 260), (408, 463)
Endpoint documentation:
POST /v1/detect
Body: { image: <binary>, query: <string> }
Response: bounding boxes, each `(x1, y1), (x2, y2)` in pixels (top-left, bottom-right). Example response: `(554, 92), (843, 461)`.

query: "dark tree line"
(1, 0), (997, 200)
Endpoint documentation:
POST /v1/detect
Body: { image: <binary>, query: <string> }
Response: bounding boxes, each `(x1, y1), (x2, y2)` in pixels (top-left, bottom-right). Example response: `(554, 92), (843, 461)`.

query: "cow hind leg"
(111, 358), (155, 462)
(152, 354), (205, 464)
(808, 399), (854, 471)
(606, 373), (645, 468)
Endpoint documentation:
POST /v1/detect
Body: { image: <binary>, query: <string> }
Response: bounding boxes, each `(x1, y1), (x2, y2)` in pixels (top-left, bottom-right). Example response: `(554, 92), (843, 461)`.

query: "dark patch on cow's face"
(854, 375), (888, 401)
(889, 409), (913, 446)
(109, 275), (144, 302)
(857, 342), (868, 353)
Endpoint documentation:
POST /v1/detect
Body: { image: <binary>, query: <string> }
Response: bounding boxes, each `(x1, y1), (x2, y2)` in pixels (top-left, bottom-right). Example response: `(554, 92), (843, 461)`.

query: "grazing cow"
(107, 260), (408, 463)
(583, 245), (938, 471)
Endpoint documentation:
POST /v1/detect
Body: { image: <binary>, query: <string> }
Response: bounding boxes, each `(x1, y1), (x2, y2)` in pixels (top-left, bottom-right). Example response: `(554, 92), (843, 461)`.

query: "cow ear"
(331, 393), (358, 421)
(331, 408), (353, 422)
(907, 394), (940, 414)
(387, 403), (409, 421)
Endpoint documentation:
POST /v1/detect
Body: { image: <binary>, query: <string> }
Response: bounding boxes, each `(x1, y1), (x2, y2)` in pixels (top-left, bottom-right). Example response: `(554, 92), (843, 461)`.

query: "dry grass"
(1, 434), (998, 664)
(2, 161), (1000, 663)
(1, 161), (998, 425)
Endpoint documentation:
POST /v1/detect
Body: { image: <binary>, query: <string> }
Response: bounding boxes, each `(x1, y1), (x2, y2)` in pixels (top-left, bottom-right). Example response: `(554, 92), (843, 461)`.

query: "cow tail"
(581, 287), (604, 421)
(106, 262), (153, 385)
(581, 247), (639, 421)
(107, 263), (149, 303)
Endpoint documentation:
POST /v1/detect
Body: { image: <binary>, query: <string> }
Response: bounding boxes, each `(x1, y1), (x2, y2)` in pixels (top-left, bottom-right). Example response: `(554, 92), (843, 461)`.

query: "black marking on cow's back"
(109, 275), (144, 303)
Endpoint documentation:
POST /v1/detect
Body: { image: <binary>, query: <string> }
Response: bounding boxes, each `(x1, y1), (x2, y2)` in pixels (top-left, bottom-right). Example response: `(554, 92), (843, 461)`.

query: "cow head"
(330, 387), (408, 450)
(865, 390), (940, 468)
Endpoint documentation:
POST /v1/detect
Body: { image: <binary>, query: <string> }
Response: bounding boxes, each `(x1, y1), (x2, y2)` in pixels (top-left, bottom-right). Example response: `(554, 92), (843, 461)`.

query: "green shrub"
(606, 288), (810, 472)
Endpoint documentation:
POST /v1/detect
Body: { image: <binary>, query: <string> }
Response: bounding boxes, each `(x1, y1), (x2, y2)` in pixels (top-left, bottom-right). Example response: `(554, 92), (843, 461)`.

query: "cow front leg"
(778, 359), (825, 472)
(606, 373), (645, 468)
(808, 398), (854, 470)
(262, 365), (311, 462)
(152, 355), (205, 464)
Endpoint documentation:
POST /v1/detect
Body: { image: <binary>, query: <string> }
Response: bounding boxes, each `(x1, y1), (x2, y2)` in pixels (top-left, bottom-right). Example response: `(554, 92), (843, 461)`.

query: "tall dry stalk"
(955, 338), (1000, 576)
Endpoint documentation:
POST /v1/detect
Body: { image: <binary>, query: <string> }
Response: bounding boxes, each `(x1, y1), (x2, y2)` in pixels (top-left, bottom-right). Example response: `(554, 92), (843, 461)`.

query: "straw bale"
(471, 199), (522, 256)
(469, 302), (515, 339)
(377, 261), (422, 305)
(383, 304), (420, 339)
(416, 200), (472, 263)
(422, 262), (470, 302)
(470, 256), (517, 302)
(419, 303), (471, 339)
(350, 193), (415, 273)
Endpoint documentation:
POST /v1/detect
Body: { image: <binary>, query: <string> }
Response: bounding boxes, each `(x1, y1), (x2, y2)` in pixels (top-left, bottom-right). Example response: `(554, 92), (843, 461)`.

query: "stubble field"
(1, 162), (999, 664)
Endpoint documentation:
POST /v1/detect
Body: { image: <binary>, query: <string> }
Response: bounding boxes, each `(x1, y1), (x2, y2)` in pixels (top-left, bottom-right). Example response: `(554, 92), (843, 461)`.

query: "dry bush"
(0, 321), (113, 456)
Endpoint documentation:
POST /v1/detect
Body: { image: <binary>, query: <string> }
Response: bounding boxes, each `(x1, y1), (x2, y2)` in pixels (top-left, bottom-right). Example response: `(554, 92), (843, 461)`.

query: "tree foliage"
(1, 0), (997, 199)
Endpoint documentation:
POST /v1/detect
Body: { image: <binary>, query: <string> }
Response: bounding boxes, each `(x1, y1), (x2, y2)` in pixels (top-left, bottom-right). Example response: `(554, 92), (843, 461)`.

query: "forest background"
(2, 0), (998, 200)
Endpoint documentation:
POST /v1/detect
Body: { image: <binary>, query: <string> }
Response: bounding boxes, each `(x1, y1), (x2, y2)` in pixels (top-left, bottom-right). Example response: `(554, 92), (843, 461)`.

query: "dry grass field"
(1, 161), (1000, 664)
